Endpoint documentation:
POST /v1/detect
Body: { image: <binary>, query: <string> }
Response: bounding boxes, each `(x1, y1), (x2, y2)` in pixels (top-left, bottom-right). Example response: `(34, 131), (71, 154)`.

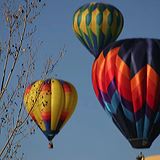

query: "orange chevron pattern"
(146, 65), (160, 110)
(94, 53), (106, 93)
(104, 48), (120, 91)
(93, 49), (160, 113)
(92, 47), (120, 94)
(115, 55), (131, 101)
(131, 66), (147, 112)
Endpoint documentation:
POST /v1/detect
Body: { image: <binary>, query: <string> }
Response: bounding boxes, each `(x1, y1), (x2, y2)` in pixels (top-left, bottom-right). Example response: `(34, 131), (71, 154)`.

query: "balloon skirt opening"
(129, 139), (151, 148)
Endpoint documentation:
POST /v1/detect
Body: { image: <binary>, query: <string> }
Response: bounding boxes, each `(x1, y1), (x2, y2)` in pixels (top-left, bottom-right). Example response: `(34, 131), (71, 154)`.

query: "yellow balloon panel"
(24, 80), (46, 131)
(59, 82), (78, 130)
(50, 79), (64, 130)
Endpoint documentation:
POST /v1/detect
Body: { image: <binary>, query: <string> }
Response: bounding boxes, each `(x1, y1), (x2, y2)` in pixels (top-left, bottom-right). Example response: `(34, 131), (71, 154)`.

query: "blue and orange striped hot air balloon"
(73, 2), (124, 58)
(23, 79), (78, 148)
(92, 38), (160, 148)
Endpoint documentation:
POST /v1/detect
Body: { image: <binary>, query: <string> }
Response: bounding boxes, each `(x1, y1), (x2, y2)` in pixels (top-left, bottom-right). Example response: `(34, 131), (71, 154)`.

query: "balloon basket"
(136, 152), (145, 160)
(48, 141), (53, 149)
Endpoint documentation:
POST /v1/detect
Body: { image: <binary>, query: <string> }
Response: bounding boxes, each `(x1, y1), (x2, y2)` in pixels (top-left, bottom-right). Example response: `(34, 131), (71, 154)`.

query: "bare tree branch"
(0, 1), (66, 159)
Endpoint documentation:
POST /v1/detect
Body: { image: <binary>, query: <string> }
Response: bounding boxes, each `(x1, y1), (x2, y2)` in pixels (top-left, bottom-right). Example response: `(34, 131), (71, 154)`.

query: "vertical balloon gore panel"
(57, 80), (78, 131)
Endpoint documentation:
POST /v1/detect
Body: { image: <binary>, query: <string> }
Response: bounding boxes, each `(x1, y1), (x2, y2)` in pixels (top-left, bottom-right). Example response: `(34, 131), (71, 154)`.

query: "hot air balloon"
(92, 38), (160, 148)
(73, 2), (124, 58)
(23, 79), (78, 148)
(145, 155), (160, 160)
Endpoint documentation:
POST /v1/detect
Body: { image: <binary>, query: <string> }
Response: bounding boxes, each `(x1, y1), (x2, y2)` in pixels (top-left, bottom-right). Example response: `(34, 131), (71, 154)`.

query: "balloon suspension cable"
(48, 140), (53, 149)
(136, 152), (145, 160)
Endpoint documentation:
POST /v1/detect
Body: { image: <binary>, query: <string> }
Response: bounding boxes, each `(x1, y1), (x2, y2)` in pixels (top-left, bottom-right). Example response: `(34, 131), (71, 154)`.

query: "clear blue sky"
(24, 0), (160, 159)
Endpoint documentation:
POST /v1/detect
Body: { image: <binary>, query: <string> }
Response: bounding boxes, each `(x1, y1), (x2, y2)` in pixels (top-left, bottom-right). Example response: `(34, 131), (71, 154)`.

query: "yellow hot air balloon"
(145, 155), (160, 160)
(23, 79), (78, 148)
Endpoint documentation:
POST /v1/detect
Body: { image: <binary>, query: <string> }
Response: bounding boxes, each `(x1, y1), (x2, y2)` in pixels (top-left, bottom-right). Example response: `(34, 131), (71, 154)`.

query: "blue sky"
(23, 0), (160, 159)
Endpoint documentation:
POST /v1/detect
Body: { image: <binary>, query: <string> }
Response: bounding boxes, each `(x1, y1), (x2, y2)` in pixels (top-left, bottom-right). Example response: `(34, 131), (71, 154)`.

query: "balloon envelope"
(73, 2), (124, 58)
(24, 79), (78, 142)
(92, 38), (160, 148)
(146, 155), (160, 160)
